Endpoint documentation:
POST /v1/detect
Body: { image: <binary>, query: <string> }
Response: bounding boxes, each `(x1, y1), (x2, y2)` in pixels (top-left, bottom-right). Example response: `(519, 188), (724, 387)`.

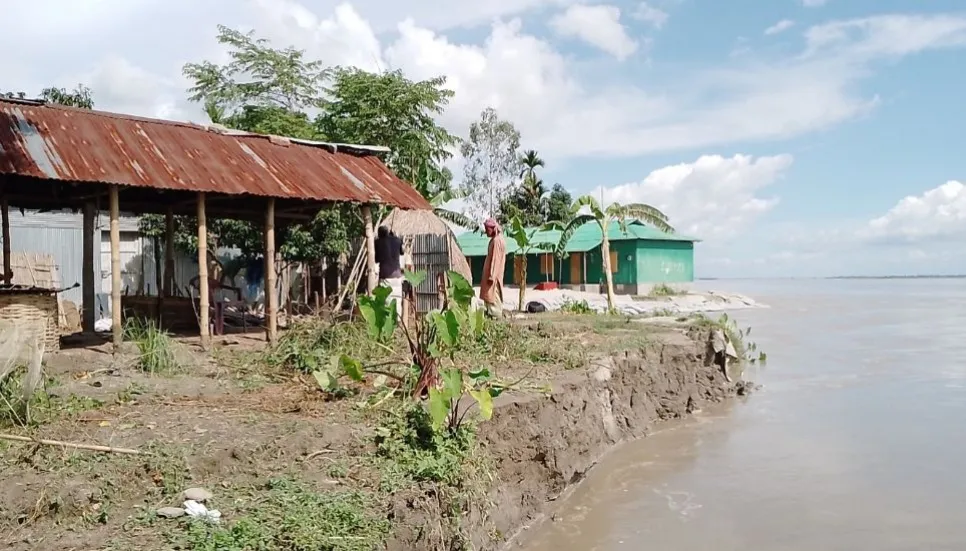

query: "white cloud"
(861, 181), (966, 243)
(765, 19), (795, 36)
(549, 4), (638, 60)
(633, 2), (669, 29)
(802, 0), (828, 7)
(591, 154), (793, 240)
(3, 4), (966, 166)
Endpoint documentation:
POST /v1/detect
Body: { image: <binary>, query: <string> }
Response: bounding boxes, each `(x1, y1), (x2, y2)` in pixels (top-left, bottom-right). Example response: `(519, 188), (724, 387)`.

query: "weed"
(123, 318), (180, 374)
(648, 283), (685, 297)
(1, 369), (103, 427)
(690, 313), (767, 364)
(559, 298), (595, 314)
(172, 478), (389, 551)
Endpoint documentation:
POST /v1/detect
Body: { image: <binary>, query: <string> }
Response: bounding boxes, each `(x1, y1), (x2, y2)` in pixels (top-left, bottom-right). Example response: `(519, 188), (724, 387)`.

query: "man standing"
(480, 218), (506, 317)
(374, 226), (407, 305)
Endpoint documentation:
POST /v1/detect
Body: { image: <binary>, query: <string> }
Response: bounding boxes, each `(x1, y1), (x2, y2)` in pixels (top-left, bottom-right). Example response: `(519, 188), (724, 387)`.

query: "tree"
(555, 197), (674, 313)
(545, 184), (572, 224)
(183, 25), (327, 140)
(460, 107), (521, 219)
(318, 68), (459, 199)
(506, 216), (554, 311)
(518, 149), (544, 187)
(3, 84), (94, 109)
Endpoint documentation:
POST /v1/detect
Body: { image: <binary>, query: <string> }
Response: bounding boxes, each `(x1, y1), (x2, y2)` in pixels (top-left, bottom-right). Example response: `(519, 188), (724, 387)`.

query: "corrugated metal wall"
(636, 240), (694, 283)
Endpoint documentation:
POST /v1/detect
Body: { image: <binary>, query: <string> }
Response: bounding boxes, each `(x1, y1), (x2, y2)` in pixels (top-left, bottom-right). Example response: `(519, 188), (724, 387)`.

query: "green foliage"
(648, 283), (684, 297)
(555, 195), (674, 313)
(123, 318), (180, 374)
(427, 367), (499, 433)
(173, 478), (389, 551)
(319, 67), (459, 199)
(691, 313), (767, 365)
(0, 370), (103, 428)
(358, 285), (398, 344)
(505, 216), (555, 310)
(4, 85), (94, 109)
(559, 298), (595, 314)
(460, 107), (522, 217)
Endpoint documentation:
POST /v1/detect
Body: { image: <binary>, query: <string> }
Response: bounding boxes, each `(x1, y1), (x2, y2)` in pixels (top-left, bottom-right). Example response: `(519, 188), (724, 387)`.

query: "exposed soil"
(0, 316), (752, 550)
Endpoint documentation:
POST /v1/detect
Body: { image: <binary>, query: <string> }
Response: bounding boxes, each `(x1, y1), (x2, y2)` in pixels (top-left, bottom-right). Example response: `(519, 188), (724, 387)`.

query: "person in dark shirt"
(375, 226), (404, 280)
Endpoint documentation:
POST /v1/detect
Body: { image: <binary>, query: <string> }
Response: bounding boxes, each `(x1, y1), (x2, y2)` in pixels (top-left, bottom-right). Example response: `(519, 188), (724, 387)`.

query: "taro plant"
(428, 367), (501, 433)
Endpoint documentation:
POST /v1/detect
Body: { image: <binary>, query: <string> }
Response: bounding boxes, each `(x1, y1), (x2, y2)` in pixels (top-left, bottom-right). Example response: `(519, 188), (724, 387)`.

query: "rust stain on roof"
(0, 99), (430, 210)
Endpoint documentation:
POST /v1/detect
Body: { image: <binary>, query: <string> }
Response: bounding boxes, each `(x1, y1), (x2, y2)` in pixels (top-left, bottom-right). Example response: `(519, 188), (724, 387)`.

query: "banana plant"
(555, 196), (674, 313)
(506, 215), (555, 311)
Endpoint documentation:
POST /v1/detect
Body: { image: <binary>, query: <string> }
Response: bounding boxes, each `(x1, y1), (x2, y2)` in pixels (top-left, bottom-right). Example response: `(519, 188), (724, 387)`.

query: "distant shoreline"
(698, 275), (966, 281)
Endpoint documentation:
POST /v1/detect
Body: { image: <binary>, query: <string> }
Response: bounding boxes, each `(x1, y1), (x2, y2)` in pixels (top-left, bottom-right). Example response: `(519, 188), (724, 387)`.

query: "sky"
(3, 0), (966, 278)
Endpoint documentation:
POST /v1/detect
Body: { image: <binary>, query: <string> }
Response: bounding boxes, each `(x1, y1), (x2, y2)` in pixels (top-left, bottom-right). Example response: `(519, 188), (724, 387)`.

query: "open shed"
(0, 97), (430, 349)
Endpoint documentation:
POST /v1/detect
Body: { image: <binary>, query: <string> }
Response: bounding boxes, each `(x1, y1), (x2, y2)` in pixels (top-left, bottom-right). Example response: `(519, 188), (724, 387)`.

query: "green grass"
(647, 283), (685, 297)
(123, 318), (180, 374)
(170, 478), (389, 551)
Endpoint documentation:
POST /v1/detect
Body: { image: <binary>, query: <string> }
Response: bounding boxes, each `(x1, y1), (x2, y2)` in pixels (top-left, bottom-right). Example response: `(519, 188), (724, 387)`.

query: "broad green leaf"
(441, 368), (463, 401)
(404, 270), (427, 287)
(312, 370), (339, 392)
(488, 385), (505, 398)
(372, 284), (393, 303)
(428, 388), (450, 431)
(357, 299), (380, 340)
(382, 298), (398, 341)
(468, 367), (490, 381)
(338, 354), (364, 381)
(468, 308), (485, 337)
(446, 270), (475, 308)
(433, 310), (460, 348)
(469, 389), (494, 420)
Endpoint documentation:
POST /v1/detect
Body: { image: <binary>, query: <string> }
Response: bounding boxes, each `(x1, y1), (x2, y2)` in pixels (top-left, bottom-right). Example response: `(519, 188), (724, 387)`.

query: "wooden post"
(82, 202), (95, 332)
(1, 196), (10, 285)
(197, 193), (210, 349)
(163, 208), (175, 297)
(109, 185), (122, 350)
(362, 205), (376, 293)
(265, 198), (277, 344)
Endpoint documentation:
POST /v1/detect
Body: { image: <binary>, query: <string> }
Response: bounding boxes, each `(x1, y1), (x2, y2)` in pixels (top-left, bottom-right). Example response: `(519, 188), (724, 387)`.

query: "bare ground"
(0, 313), (753, 550)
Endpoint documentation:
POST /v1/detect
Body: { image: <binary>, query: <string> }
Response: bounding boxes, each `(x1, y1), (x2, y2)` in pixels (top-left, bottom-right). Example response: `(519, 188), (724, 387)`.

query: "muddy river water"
(519, 278), (966, 551)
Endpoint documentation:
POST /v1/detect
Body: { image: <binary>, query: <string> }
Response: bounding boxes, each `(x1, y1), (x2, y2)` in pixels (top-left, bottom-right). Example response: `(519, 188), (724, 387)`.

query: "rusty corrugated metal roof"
(0, 98), (431, 210)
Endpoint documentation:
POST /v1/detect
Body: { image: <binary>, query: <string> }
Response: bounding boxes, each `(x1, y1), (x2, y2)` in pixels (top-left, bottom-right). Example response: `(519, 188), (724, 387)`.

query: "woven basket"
(0, 292), (60, 352)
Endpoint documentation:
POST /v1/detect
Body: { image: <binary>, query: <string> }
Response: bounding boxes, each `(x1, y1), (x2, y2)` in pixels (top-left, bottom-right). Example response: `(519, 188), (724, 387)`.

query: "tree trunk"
(601, 232), (616, 313)
(517, 255), (527, 312)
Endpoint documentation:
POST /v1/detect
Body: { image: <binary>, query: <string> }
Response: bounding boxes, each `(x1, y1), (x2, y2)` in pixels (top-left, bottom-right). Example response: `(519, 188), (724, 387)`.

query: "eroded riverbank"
(0, 314), (754, 550)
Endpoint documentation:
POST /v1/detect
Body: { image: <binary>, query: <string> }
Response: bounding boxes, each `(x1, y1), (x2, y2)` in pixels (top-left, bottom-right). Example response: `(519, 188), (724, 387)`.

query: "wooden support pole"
(197, 193), (210, 349)
(82, 202), (95, 332)
(265, 198), (277, 344)
(163, 208), (175, 298)
(109, 185), (122, 350)
(1, 196), (10, 285)
(362, 205), (376, 294)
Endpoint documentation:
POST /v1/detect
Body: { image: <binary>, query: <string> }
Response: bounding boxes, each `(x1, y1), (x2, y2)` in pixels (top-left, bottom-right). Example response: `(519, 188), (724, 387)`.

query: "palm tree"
(507, 215), (555, 311)
(518, 150), (545, 187)
(555, 196), (674, 313)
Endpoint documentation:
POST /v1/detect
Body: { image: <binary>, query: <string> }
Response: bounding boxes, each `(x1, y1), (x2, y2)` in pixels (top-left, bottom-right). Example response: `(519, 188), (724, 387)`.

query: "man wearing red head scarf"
(480, 218), (506, 317)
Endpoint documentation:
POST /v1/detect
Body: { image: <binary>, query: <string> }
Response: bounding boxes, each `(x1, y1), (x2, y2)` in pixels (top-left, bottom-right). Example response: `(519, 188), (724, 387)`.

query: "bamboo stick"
(0, 433), (141, 455)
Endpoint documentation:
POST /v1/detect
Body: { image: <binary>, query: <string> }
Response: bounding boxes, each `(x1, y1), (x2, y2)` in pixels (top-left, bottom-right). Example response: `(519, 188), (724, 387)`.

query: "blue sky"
(4, 0), (965, 277)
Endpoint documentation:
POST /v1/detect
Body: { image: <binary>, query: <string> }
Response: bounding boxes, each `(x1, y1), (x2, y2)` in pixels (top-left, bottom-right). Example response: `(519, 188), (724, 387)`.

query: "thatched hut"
(380, 209), (473, 282)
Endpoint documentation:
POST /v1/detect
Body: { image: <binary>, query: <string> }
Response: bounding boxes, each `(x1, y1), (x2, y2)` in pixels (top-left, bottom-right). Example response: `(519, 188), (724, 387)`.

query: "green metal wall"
(635, 240), (694, 283)
(466, 238), (694, 286)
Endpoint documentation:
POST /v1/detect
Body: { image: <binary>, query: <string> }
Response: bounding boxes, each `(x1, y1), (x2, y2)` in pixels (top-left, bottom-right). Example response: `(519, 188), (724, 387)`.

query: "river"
(518, 277), (966, 551)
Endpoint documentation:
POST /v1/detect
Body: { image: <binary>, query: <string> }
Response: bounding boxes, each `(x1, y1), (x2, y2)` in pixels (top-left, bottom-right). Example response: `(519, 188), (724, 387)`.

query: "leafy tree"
(3, 84), (94, 109)
(318, 68), (459, 198)
(554, 196), (673, 313)
(459, 107), (521, 219)
(518, 149), (544, 186)
(545, 184), (573, 224)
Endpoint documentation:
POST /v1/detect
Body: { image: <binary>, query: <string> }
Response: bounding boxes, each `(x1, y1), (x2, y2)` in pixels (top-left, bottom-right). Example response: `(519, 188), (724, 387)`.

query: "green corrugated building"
(456, 221), (698, 295)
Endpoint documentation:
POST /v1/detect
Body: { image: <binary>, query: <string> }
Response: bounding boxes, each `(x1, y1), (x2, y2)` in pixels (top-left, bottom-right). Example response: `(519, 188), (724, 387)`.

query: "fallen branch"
(0, 433), (142, 455)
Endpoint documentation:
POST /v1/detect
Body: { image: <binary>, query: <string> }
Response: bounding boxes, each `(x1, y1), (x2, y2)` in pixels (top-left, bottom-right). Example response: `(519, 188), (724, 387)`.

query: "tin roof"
(0, 98), (430, 210)
(457, 220), (698, 257)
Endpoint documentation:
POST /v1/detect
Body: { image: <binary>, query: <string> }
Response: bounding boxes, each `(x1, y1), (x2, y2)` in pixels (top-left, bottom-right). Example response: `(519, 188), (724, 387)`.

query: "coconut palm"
(555, 196), (674, 313)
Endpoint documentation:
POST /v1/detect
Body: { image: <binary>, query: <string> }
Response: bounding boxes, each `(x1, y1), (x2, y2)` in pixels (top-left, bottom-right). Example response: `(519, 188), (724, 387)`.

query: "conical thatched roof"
(380, 209), (473, 282)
